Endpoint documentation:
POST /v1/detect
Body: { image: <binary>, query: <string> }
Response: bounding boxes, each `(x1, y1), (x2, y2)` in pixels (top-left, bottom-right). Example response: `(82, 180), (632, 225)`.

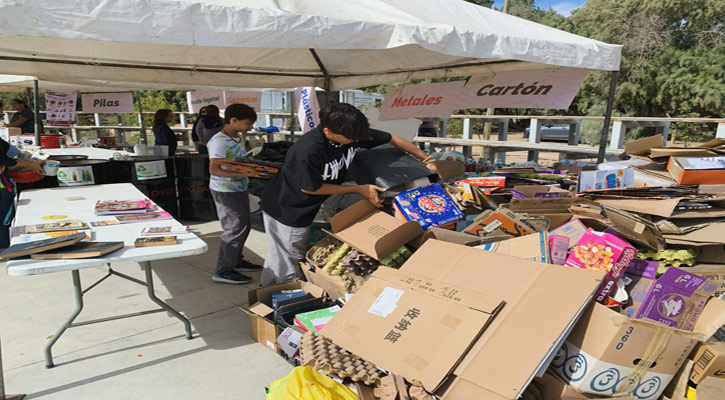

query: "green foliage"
(125, 94), (175, 128)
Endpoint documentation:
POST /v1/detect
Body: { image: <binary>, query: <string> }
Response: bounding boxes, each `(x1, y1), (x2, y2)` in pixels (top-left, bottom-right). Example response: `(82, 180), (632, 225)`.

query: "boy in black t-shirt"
(260, 103), (437, 285)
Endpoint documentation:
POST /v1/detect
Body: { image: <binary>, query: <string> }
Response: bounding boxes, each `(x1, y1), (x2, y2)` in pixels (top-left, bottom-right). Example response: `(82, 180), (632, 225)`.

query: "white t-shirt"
(208, 132), (249, 192)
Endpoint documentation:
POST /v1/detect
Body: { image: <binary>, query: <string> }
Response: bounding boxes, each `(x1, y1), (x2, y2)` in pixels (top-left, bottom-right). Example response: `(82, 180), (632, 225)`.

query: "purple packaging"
(626, 259), (658, 279)
(634, 267), (717, 330)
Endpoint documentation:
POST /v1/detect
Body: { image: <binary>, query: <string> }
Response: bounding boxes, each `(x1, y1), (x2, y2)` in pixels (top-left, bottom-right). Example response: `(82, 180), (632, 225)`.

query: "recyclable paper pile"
(255, 139), (725, 400)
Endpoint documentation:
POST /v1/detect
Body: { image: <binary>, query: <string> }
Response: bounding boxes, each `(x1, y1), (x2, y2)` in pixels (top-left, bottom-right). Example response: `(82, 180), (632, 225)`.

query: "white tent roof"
(0, 0), (621, 91)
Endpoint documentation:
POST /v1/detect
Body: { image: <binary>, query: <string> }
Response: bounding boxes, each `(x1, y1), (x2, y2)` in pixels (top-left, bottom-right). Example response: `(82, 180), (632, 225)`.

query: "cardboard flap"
(693, 297), (725, 338)
(329, 200), (423, 259)
(625, 134), (663, 156)
(509, 198), (592, 212)
(596, 197), (683, 218)
(248, 302), (274, 318)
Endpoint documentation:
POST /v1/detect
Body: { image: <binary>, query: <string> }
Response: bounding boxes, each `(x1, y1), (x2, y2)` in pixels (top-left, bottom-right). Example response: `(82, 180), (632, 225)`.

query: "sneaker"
(212, 270), (253, 284)
(234, 259), (263, 272)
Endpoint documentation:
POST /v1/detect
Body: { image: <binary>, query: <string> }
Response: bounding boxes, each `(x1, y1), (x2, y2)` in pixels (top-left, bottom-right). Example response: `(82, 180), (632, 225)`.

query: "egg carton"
(299, 331), (383, 386)
(305, 235), (344, 268)
(339, 250), (380, 277)
(342, 271), (367, 294)
(637, 249), (696, 270)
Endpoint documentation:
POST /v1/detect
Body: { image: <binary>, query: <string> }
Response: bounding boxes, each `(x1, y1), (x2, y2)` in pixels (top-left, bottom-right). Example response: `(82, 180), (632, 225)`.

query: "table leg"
(140, 261), (193, 340)
(44, 270), (83, 369)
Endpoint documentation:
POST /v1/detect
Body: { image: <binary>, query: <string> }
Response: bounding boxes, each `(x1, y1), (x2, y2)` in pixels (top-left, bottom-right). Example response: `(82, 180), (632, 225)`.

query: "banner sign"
(186, 90), (224, 113)
(45, 91), (77, 126)
(379, 81), (464, 120)
(81, 92), (134, 113)
(224, 91), (262, 111)
(295, 87), (320, 133)
(460, 68), (589, 109)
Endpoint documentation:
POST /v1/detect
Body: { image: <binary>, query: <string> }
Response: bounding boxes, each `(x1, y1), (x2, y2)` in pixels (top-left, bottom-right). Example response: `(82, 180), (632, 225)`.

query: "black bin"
(174, 154), (218, 221)
(110, 156), (178, 217)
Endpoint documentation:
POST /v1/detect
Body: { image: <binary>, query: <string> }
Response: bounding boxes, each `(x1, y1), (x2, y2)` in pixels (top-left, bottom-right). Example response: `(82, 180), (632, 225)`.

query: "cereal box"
(634, 267), (718, 331)
(393, 183), (463, 230)
(549, 218), (587, 250)
(565, 230), (637, 304)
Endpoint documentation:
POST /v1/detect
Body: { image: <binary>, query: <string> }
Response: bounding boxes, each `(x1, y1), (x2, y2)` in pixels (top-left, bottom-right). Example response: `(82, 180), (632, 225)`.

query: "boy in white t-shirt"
(208, 103), (261, 284)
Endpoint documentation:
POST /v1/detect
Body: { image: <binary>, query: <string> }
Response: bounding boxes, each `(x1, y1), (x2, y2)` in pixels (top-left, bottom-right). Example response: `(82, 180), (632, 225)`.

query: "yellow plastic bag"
(266, 366), (357, 400)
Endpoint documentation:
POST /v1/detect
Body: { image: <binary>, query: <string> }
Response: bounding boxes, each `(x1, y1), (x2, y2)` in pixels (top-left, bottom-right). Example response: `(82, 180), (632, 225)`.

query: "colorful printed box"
(634, 267), (717, 331)
(393, 183), (463, 230)
(549, 218), (587, 250)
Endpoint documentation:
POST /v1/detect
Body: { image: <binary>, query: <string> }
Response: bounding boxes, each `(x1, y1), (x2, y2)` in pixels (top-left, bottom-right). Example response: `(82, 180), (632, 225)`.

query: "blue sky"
(492, 0), (584, 17)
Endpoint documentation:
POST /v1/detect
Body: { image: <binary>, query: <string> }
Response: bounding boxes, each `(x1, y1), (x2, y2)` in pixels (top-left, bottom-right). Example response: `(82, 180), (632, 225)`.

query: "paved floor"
(0, 220), (292, 399)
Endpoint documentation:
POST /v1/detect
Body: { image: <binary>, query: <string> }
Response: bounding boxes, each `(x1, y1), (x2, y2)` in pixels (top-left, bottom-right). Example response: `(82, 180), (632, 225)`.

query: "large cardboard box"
(474, 231), (550, 263)
(690, 339), (725, 384)
(321, 266), (504, 392)
(328, 199), (423, 259)
(668, 156), (725, 185)
(244, 281), (325, 352)
(400, 240), (605, 399)
(550, 300), (725, 400)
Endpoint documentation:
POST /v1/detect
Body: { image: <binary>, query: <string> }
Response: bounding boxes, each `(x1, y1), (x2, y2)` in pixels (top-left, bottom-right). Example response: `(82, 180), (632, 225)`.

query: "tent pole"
(308, 49), (331, 92)
(33, 80), (40, 144)
(597, 71), (618, 164)
(135, 91), (147, 144)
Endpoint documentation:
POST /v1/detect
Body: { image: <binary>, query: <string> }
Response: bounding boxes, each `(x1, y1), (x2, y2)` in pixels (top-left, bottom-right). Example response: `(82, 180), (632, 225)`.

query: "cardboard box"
(635, 267), (718, 331)
(569, 203), (666, 251)
(507, 198), (594, 230)
(474, 231), (550, 263)
(400, 240), (605, 399)
(409, 226), (482, 249)
(463, 209), (538, 238)
(551, 299), (725, 400)
(321, 266), (504, 391)
(393, 183), (464, 230)
(0, 127), (21, 141)
(549, 219), (587, 250)
(244, 281), (325, 352)
(668, 156), (725, 185)
(277, 326), (305, 359)
(329, 199), (423, 260)
(690, 339), (725, 384)
(687, 264), (725, 298)
(578, 168), (635, 192)
(511, 185), (571, 199)
(528, 372), (637, 400)
(623, 260), (659, 318)
(300, 262), (348, 302)
(625, 134), (665, 157)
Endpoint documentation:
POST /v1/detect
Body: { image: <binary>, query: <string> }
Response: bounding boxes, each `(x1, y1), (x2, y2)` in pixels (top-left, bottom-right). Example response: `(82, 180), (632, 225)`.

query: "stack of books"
(94, 200), (172, 224)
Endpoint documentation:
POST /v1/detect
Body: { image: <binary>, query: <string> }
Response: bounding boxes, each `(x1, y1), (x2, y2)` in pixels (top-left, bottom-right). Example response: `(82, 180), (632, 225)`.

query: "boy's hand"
(359, 184), (385, 208)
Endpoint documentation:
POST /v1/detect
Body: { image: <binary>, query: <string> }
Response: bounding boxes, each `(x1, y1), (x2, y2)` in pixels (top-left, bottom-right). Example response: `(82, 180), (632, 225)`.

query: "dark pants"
(0, 188), (15, 249)
(418, 127), (437, 151)
(198, 143), (209, 155)
(210, 190), (251, 274)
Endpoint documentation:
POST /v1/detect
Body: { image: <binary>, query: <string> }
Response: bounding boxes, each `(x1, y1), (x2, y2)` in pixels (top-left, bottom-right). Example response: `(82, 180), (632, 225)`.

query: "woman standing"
(152, 109), (184, 156)
(195, 105), (224, 154)
(2, 99), (43, 134)
(0, 137), (44, 249)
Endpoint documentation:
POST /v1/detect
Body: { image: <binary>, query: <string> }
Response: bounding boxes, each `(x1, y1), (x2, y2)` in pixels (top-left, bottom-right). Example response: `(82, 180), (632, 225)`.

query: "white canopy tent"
(0, 0), (622, 159)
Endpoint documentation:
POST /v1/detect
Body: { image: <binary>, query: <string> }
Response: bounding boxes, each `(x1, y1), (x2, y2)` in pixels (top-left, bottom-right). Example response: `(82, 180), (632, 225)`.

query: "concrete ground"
(0, 221), (292, 399)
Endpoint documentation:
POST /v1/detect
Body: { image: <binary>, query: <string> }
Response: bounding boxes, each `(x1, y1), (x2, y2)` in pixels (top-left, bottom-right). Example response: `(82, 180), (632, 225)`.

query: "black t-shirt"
(261, 127), (392, 227)
(11, 108), (37, 134)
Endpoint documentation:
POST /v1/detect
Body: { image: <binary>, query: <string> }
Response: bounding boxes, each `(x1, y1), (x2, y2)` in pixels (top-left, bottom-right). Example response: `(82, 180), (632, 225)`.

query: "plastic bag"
(266, 366), (357, 400)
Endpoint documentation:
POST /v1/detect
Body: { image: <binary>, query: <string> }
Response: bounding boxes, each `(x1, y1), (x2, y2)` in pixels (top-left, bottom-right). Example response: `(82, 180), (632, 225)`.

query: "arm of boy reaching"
(387, 134), (439, 175)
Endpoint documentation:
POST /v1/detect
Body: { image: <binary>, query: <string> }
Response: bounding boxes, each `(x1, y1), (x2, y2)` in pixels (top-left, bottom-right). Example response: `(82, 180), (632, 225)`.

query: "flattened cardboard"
(596, 197), (683, 218)
(551, 300), (725, 399)
(510, 185), (571, 199)
(569, 203), (666, 250)
(321, 267), (503, 392)
(690, 340), (725, 384)
(664, 222), (725, 245)
(463, 209), (538, 238)
(474, 231), (550, 263)
(687, 264), (725, 298)
(409, 227), (482, 249)
(243, 281), (325, 352)
(329, 199), (423, 259)
(400, 240), (605, 399)
(625, 134), (664, 157)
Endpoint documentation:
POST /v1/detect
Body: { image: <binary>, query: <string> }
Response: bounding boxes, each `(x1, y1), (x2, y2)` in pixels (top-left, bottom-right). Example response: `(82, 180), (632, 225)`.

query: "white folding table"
(5, 183), (208, 368)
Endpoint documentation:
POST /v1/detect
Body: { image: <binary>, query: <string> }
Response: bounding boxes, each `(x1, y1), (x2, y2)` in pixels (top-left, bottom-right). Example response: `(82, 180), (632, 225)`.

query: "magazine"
(95, 200), (152, 215)
(115, 212), (173, 224)
(134, 236), (177, 247)
(90, 220), (120, 227)
(25, 220), (89, 233)
(140, 226), (189, 236)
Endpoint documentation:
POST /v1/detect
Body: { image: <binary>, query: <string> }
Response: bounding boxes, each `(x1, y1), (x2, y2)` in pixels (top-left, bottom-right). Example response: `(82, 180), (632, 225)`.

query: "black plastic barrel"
(110, 156), (179, 217)
(56, 159), (113, 187)
(175, 154), (218, 221)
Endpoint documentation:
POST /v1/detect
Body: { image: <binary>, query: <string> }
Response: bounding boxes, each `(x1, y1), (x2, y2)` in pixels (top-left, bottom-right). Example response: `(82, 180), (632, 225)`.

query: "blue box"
(271, 289), (308, 310)
(393, 183), (463, 230)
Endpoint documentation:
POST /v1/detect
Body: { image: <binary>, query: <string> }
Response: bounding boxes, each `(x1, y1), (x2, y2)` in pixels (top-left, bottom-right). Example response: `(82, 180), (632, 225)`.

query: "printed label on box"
(368, 287), (404, 318)
(135, 160), (167, 181)
(57, 166), (94, 186)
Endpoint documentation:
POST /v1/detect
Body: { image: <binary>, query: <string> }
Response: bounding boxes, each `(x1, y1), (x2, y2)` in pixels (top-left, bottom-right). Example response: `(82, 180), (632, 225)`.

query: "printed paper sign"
(295, 87), (320, 133)
(81, 92), (134, 113)
(45, 91), (77, 126)
(135, 160), (167, 181)
(459, 68), (589, 109)
(57, 166), (94, 186)
(379, 81), (464, 120)
(186, 90), (225, 113)
(224, 91), (262, 111)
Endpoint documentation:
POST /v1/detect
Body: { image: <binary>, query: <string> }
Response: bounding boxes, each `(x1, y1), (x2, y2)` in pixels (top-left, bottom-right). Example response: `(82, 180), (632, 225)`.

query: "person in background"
(259, 102), (438, 285)
(416, 118), (438, 151)
(208, 103), (262, 284)
(0, 136), (44, 249)
(190, 106), (206, 154)
(196, 104), (223, 154)
(152, 109), (184, 156)
(0, 102), (23, 158)
(2, 99), (43, 134)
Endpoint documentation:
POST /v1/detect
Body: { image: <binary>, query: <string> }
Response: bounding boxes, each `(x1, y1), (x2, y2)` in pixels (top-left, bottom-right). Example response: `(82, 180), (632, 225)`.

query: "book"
(90, 220), (120, 227)
(25, 220), (89, 233)
(134, 236), (177, 247)
(94, 200), (152, 215)
(31, 241), (124, 259)
(140, 226), (190, 236)
(0, 233), (86, 260)
(116, 212), (173, 224)
(217, 159), (280, 179)
(17, 230), (92, 242)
